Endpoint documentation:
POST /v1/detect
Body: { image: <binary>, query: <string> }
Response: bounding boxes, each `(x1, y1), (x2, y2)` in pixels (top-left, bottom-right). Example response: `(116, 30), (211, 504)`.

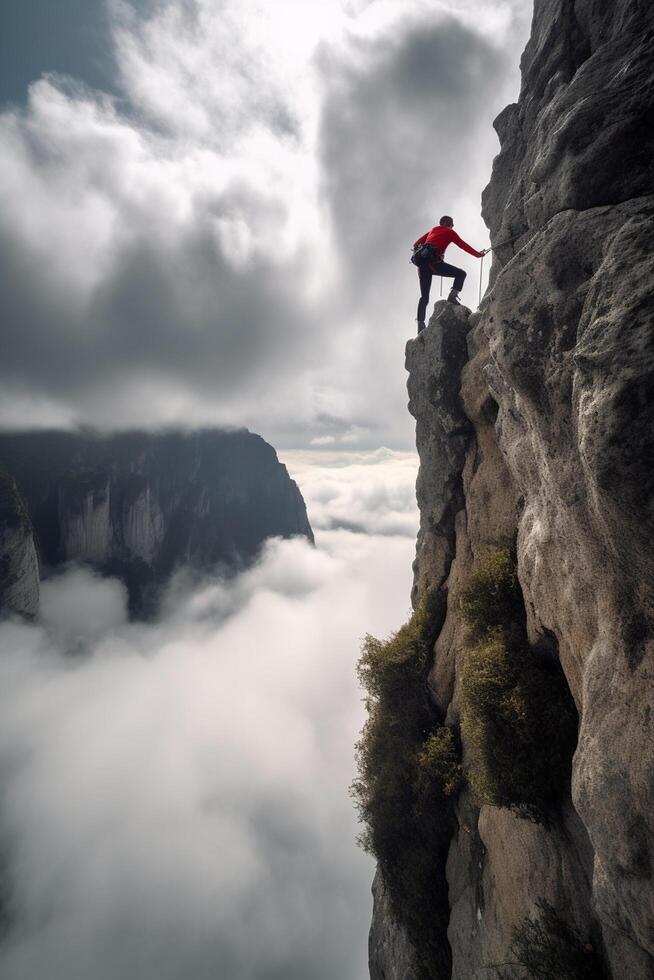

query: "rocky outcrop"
(369, 0), (654, 976)
(0, 473), (39, 619)
(0, 429), (313, 614)
(406, 307), (472, 608)
(368, 869), (422, 980)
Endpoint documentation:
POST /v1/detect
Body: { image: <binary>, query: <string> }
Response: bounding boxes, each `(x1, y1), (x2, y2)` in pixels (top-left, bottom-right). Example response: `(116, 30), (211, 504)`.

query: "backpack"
(411, 243), (443, 268)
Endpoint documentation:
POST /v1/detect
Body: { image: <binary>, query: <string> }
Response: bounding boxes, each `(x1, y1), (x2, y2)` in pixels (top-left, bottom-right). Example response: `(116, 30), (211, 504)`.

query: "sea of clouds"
(0, 450), (419, 980)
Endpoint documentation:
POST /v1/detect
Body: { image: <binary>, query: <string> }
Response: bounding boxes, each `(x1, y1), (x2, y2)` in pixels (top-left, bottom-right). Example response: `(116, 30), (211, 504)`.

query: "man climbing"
(412, 216), (488, 332)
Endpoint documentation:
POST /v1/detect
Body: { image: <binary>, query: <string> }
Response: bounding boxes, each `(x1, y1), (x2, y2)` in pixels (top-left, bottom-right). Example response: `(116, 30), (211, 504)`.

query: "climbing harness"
(410, 243), (442, 268)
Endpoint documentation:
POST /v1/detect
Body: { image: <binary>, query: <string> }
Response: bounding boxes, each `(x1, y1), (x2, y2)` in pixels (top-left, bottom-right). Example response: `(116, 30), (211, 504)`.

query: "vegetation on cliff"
(498, 901), (610, 980)
(352, 590), (461, 978)
(458, 549), (578, 821)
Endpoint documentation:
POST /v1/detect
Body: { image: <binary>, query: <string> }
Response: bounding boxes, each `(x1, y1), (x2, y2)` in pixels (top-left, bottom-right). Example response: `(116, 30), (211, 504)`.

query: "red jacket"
(414, 226), (483, 259)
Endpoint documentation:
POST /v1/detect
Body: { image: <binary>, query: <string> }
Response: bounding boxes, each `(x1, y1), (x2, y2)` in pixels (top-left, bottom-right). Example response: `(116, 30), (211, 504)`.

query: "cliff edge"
(368, 0), (654, 976)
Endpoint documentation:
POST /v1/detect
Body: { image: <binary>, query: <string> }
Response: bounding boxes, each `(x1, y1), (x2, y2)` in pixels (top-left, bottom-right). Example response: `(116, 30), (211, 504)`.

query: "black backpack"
(410, 243), (442, 268)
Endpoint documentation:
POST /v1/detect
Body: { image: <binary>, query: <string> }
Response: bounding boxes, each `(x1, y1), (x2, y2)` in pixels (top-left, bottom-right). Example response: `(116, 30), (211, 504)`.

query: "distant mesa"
(0, 429), (314, 617)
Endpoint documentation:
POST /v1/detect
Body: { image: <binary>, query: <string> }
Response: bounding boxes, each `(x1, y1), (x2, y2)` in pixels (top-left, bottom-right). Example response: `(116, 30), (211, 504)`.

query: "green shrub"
(458, 548), (524, 645)
(497, 901), (610, 979)
(458, 550), (578, 821)
(414, 728), (464, 802)
(352, 590), (460, 979)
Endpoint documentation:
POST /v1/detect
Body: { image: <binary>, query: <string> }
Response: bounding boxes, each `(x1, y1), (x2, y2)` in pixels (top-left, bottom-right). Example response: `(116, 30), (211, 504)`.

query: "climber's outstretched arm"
(451, 231), (486, 258)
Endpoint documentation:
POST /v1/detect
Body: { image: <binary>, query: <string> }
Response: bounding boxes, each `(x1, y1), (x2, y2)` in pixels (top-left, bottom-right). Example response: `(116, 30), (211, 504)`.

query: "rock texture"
(368, 868), (422, 980)
(0, 473), (39, 619)
(369, 0), (654, 976)
(406, 307), (472, 609)
(0, 429), (313, 615)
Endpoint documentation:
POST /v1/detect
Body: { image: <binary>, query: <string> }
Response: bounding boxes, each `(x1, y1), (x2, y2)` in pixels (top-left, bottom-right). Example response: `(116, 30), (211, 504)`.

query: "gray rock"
(483, 0), (654, 274)
(0, 473), (39, 619)
(480, 115), (654, 980)
(369, 869), (422, 980)
(405, 303), (473, 606)
(58, 471), (112, 563)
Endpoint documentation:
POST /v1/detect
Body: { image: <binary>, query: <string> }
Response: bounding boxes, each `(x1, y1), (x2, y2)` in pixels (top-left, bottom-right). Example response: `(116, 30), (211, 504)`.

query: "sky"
(0, 0), (532, 450)
(0, 451), (420, 980)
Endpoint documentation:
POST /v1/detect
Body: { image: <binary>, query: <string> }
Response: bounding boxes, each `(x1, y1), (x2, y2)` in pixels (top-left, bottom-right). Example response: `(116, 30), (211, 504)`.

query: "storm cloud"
(319, 14), (507, 284)
(0, 70), (326, 434)
(0, 0), (530, 447)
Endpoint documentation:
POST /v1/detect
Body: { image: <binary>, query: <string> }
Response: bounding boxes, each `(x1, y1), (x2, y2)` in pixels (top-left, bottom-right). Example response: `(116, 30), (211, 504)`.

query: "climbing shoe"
(417, 320), (426, 334)
(447, 289), (461, 305)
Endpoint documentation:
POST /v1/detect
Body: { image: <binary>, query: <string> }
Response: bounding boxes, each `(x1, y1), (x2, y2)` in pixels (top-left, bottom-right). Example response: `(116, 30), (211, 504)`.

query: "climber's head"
(439, 215), (454, 227)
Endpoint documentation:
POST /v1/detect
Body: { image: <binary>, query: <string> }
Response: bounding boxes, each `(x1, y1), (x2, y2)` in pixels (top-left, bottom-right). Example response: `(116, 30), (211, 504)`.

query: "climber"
(412, 216), (488, 332)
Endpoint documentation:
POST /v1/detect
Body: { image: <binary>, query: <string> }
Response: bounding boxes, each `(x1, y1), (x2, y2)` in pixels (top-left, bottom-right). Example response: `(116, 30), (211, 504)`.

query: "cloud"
(0, 0), (335, 438)
(111, 0), (305, 142)
(282, 447), (419, 536)
(0, 73), (328, 434)
(0, 0), (530, 448)
(39, 566), (128, 640)
(0, 527), (416, 980)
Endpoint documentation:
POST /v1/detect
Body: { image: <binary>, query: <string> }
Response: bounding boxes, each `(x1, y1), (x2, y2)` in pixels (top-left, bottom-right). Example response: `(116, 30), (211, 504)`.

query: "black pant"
(417, 263), (466, 321)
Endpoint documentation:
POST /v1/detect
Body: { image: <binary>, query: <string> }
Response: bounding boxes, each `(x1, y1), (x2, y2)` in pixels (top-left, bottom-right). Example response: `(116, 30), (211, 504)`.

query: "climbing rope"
(477, 234), (523, 306)
(492, 233), (522, 249)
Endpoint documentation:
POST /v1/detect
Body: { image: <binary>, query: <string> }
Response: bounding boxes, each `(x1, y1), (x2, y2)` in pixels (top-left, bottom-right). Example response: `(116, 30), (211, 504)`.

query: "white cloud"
(282, 447), (420, 536)
(39, 566), (128, 640)
(0, 527), (416, 980)
(309, 434), (337, 446)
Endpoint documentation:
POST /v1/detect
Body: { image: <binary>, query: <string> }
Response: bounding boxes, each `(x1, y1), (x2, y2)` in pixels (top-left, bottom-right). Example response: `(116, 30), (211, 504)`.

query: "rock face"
(406, 307), (472, 609)
(0, 473), (39, 619)
(369, 0), (654, 977)
(0, 429), (313, 614)
(368, 869), (422, 980)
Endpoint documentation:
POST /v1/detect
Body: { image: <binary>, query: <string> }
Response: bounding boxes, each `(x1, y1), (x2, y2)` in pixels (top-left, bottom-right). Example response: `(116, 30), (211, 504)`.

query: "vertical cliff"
(0, 473), (39, 619)
(367, 0), (654, 976)
(0, 429), (313, 614)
